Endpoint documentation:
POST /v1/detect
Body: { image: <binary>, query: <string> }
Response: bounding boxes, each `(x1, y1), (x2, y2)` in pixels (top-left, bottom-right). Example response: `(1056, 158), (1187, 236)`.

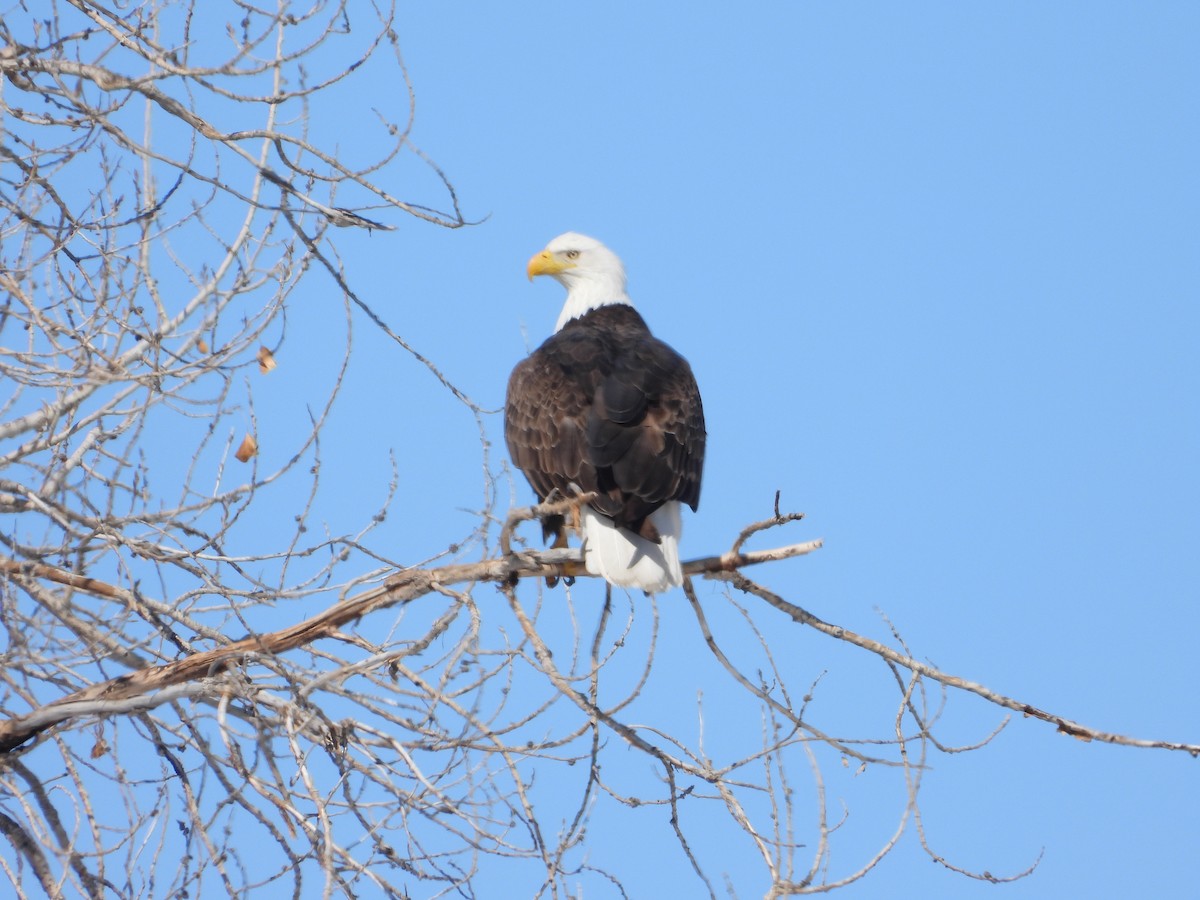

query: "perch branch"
(0, 516), (815, 753)
(718, 570), (1200, 757)
(3, 504), (1194, 762)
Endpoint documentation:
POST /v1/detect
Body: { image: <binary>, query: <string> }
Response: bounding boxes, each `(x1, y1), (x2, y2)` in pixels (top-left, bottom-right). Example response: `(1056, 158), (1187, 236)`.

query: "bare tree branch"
(715, 568), (1200, 757)
(1, 4), (1189, 898)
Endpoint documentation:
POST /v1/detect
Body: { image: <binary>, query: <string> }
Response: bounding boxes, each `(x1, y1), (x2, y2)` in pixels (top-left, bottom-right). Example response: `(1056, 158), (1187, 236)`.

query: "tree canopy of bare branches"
(1, 3), (1195, 899)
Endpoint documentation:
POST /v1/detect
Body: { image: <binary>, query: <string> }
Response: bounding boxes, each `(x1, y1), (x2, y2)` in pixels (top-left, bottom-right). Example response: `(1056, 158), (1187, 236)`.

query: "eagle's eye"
(565, 249), (580, 260)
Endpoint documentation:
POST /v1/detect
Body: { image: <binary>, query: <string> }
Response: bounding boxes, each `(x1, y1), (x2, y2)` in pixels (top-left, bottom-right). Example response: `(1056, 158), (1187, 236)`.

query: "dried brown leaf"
(235, 434), (258, 463)
(257, 345), (277, 374)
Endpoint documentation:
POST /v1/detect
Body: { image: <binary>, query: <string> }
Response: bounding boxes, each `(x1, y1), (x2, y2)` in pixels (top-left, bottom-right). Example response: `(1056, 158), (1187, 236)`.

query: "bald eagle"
(505, 233), (706, 593)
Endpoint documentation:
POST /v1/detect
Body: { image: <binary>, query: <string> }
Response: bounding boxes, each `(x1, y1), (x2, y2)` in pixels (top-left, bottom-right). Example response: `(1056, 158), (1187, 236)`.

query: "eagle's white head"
(527, 232), (633, 332)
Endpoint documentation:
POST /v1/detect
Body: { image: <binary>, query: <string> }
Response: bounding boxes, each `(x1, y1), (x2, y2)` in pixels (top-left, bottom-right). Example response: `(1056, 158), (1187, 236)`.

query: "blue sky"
(320, 3), (1200, 896)
(12, 1), (1182, 896)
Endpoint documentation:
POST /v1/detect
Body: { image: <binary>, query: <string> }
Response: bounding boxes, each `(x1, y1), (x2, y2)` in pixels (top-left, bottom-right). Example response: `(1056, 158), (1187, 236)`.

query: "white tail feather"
(581, 502), (684, 593)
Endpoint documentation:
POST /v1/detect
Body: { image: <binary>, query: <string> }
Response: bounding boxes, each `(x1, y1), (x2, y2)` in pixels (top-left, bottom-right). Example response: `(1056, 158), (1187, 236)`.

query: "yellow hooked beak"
(527, 249), (575, 281)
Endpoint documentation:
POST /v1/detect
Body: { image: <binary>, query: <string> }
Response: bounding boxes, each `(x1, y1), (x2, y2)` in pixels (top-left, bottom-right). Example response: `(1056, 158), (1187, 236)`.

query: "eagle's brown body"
(505, 304), (705, 547)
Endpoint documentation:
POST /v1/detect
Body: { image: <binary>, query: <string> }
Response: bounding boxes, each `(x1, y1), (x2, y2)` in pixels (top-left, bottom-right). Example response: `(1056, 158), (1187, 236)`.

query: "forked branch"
(1, 506), (1194, 763)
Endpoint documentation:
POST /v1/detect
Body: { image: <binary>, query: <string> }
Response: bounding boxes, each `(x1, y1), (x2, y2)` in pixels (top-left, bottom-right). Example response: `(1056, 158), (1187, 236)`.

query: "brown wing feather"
(505, 305), (705, 543)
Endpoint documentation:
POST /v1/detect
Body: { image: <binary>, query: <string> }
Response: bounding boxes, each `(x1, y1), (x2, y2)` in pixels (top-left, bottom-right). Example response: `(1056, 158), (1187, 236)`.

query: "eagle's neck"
(554, 276), (633, 333)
